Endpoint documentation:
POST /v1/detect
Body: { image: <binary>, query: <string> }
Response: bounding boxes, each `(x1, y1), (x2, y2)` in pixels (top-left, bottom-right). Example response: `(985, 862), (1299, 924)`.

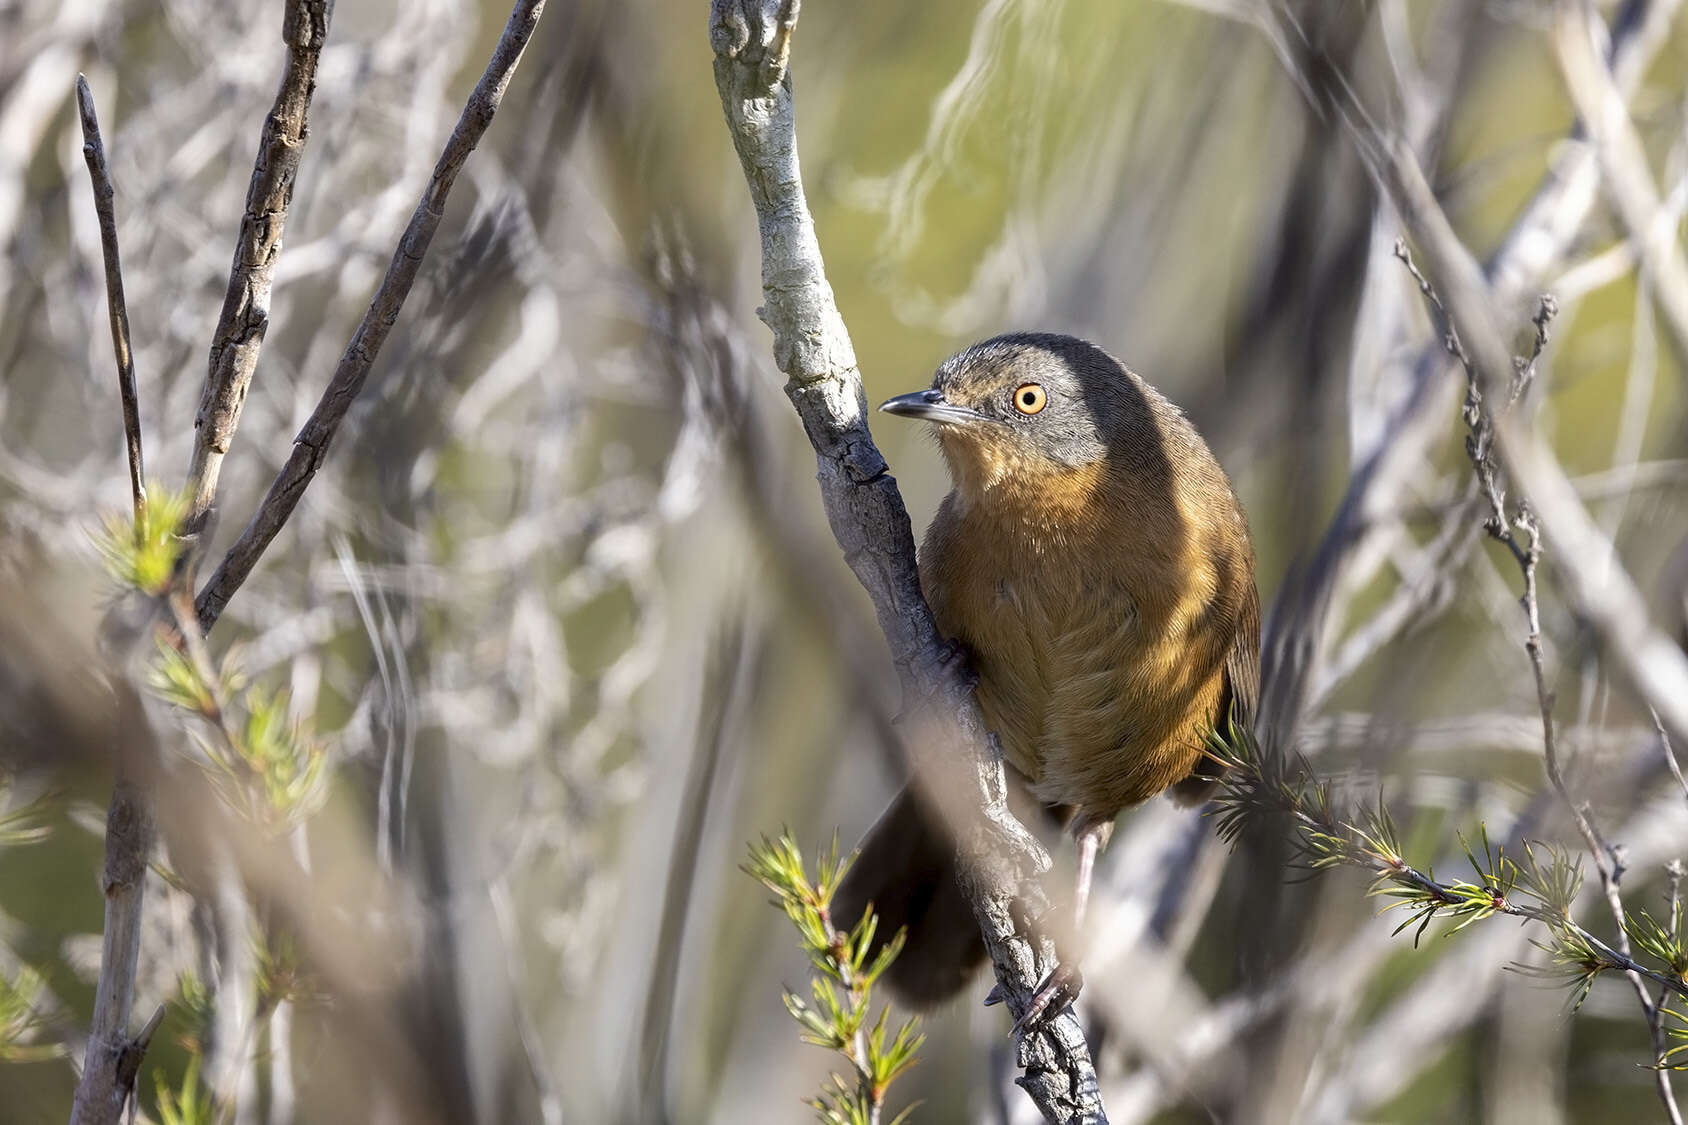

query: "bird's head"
(880, 332), (1171, 507)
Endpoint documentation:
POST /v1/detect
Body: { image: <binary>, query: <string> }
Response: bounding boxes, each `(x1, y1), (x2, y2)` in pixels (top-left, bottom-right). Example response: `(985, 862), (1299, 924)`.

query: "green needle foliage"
(146, 617), (328, 832)
(1207, 717), (1688, 1062)
(93, 483), (192, 596)
(745, 833), (923, 1125)
(154, 1053), (216, 1125)
(0, 965), (61, 1063)
(0, 773), (54, 1063)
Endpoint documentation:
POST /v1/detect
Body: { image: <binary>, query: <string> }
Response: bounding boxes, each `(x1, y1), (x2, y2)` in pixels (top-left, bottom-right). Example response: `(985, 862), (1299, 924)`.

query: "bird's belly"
(953, 573), (1223, 819)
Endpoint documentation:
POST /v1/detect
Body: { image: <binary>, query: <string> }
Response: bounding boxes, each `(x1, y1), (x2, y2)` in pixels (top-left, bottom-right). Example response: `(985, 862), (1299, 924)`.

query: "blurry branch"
(148, 597), (329, 832)
(1486, 0), (1682, 299)
(1658, 713), (1688, 807)
(707, 3), (1105, 1120)
(1207, 726), (1688, 1006)
(1352, 43), (1688, 759)
(636, 619), (754, 1117)
(1554, 0), (1688, 372)
(74, 76), (145, 528)
(0, 780), (57, 1066)
(194, 0), (547, 631)
(1239, 4), (1688, 1116)
(68, 75), (166, 1125)
(1255, 0), (1681, 748)
(186, 0), (331, 532)
(1395, 237), (1682, 1113)
(745, 835), (923, 1125)
(68, 689), (164, 1125)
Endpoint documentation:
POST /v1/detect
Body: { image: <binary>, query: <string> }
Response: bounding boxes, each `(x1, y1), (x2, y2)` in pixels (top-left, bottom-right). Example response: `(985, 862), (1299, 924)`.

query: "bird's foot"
(1008, 962), (1083, 1036)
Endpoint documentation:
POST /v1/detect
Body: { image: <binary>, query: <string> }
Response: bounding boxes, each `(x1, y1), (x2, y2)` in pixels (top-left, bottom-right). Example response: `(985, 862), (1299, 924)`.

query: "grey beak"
(879, 388), (992, 425)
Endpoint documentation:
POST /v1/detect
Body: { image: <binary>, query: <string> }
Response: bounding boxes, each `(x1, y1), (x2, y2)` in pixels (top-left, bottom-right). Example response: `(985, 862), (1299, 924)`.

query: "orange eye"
(1012, 383), (1047, 415)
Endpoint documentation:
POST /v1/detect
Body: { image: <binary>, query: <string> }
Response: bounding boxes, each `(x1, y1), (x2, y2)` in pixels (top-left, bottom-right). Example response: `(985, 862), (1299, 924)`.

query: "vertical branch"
(69, 75), (166, 1125)
(74, 76), (145, 527)
(193, 0), (549, 632)
(68, 684), (164, 1125)
(185, 0), (332, 532)
(707, 2), (1105, 1120)
(1392, 187), (1684, 1125)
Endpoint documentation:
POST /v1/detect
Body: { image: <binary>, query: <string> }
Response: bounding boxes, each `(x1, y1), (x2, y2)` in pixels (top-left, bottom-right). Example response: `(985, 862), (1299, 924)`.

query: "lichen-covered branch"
(707, 2), (1105, 1120)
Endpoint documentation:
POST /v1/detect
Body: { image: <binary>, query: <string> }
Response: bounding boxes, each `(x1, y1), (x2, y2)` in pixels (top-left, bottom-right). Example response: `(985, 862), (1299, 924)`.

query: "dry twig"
(194, 0), (548, 630)
(74, 76), (145, 528)
(186, 0), (332, 532)
(67, 75), (166, 1125)
(1391, 140), (1685, 1125)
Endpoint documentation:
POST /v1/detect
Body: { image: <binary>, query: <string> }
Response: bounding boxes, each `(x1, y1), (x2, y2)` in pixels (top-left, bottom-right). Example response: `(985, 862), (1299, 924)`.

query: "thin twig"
(1661, 861), (1685, 1015)
(74, 76), (145, 528)
(1657, 711), (1688, 807)
(68, 74), (166, 1125)
(194, 0), (548, 631)
(707, 2), (1105, 1121)
(1393, 179), (1684, 1125)
(185, 0), (332, 533)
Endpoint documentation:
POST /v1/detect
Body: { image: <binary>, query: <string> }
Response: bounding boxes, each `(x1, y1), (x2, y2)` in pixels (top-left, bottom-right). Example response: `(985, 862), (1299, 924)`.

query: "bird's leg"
(1009, 816), (1109, 1035)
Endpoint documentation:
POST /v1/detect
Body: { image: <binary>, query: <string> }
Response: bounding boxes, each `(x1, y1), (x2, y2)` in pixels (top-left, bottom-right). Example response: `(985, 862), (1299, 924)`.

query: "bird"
(833, 332), (1259, 1024)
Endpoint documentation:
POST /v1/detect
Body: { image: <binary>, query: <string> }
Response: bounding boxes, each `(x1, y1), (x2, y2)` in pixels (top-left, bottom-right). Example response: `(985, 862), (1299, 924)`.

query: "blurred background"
(2, 0), (1687, 1122)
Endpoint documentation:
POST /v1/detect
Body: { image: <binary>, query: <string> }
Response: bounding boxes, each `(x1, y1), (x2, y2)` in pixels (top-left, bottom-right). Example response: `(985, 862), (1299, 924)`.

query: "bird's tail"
(833, 787), (986, 1009)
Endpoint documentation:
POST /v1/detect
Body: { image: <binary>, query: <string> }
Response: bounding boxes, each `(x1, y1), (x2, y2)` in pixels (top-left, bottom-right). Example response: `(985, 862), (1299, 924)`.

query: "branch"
(1554, 0), (1688, 373)
(707, 3), (1105, 1121)
(185, 0), (332, 532)
(68, 76), (165, 1125)
(68, 684), (162, 1125)
(1379, 138), (1688, 754)
(1255, 0), (1680, 748)
(193, 0), (548, 631)
(74, 76), (145, 526)
(1382, 115), (1687, 1125)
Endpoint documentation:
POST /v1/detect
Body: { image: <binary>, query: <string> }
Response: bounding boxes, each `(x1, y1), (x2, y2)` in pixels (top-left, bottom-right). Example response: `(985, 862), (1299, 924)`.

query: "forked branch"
(194, 0), (548, 631)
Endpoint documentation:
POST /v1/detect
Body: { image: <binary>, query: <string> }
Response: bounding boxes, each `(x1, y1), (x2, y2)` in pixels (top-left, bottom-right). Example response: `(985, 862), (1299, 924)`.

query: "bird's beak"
(879, 388), (992, 426)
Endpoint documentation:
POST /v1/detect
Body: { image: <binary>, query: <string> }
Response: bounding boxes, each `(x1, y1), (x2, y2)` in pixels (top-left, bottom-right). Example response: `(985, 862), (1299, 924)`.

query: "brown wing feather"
(1168, 576), (1260, 806)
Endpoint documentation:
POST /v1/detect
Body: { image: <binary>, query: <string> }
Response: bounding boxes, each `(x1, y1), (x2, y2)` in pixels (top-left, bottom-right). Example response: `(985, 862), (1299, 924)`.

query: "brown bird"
(834, 332), (1259, 1021)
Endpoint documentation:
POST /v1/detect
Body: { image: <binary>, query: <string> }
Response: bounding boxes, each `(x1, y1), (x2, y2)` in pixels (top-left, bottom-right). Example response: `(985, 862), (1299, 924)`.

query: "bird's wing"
(1168, 576), (1260, 806)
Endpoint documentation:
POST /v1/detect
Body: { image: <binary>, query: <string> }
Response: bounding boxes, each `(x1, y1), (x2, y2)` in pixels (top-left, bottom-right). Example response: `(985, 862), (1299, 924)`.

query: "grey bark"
(707, 2), (1106, 1121)
(187, 0), (332, 531)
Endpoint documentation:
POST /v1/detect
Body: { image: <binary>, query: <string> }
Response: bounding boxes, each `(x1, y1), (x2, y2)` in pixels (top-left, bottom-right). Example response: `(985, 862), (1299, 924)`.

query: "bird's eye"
(1012, 383), (1047, 415)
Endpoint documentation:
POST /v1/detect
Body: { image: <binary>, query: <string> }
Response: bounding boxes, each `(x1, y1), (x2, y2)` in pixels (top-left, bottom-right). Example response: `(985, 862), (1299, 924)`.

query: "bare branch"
(68, 685), (161, 1125)
(67, 74), (167, 1125)
(1554, 0), (1688, 372)
(1384, 117), (1687, 1125)
(193, 0), (548, 632)
(707, 2), (1104, 1120)
(1256, 0), (1681, 750)
(185, 0), (332, 532)
(74, 76), (145, 527)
